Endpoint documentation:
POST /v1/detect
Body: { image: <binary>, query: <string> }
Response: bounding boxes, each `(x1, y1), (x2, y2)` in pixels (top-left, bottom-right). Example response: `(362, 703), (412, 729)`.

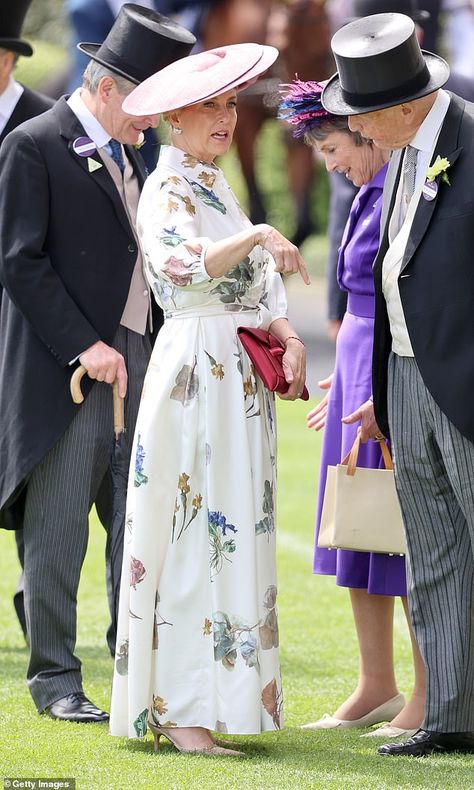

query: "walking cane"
(70, 364), (124, 438)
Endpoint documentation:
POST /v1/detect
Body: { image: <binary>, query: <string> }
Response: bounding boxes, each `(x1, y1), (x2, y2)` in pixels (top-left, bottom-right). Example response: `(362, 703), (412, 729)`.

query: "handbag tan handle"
(342, 433), (393, 476)
(70, 364), (124, 438)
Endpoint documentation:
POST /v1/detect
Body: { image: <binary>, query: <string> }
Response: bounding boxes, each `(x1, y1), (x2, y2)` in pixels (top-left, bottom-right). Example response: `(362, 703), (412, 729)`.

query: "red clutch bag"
(237, 326), (309, 401)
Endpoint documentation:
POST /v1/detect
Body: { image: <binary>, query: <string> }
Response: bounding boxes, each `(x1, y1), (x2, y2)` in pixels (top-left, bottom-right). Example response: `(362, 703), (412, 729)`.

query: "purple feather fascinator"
(278, 79), (337, 138)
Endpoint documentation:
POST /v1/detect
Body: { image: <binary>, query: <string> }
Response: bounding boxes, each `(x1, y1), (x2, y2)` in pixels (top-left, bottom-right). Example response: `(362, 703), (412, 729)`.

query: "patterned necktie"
(403, 144), (417, 203)
(107, 139), (125, 172)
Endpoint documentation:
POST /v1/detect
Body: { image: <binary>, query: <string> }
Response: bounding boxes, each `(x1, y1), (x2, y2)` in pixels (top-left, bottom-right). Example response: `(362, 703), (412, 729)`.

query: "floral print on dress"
(109, 145), (287, 738)
(149, 695), (177, 729)
(198, 170), (217, 189)
(115, 639), (129, 676)
(208, 510), (237, 578)
(170, 359), (199, 404)
(255, 480), (275, 538)
(259, 585), (279, 650)
(153, 591), (173, 650)
(210, 258), (254, 305)
(213, 611), (259, 671)
(166, 190), (196, 217)
(133, 708), (148, 737)
(261, 678), (283, 730)
(204, 350), (225, 380)
(185, 177), (227, 215)
(160, 226), (186, 247)
(161, 256), (194, 287)
(134, 435), (148, 487)
(172, 473), (202, 542)
(182, 153), (218, 171)
(130, 556), (146, 589)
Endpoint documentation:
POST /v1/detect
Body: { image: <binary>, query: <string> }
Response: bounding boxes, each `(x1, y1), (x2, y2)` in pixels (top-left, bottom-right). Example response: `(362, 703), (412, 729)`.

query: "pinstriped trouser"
(388, 353), (474, 732)
(23, 326), (151, 712)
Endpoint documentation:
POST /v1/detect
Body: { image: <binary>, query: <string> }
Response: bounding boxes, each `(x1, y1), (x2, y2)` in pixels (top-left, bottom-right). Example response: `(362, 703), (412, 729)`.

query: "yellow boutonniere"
(426, 155), (451, 185)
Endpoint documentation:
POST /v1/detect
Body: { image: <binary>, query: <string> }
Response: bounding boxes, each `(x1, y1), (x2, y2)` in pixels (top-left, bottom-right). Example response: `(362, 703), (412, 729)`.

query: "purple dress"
(313, 164), (406, 596)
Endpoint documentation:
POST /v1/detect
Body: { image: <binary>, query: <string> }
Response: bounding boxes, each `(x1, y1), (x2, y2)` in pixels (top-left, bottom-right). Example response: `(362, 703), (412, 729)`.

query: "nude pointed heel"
(150, 725), (162, 753)
(148, 722), (245, 757)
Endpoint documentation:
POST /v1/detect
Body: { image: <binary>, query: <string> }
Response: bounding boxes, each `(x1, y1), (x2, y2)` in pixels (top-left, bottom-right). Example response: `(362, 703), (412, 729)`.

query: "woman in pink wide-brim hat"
(110, 43), (310, 756)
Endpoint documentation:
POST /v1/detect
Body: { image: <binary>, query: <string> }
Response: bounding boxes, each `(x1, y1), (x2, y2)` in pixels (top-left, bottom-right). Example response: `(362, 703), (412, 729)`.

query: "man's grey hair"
(82, 60), (135, 95)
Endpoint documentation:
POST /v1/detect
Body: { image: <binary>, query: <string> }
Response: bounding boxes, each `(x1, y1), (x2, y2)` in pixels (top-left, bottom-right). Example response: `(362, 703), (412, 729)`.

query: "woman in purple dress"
(279, 81), (425, 739)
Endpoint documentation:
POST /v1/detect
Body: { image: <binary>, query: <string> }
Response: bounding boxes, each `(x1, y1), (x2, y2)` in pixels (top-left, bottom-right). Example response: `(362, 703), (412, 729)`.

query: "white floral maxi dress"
(110, 146), (287, 738)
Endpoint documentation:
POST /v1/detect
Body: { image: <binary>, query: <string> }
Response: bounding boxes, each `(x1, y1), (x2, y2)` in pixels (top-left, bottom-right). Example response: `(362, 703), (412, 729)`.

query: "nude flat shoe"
(361, 724), (418, 739)
(301, 693), (406, 730)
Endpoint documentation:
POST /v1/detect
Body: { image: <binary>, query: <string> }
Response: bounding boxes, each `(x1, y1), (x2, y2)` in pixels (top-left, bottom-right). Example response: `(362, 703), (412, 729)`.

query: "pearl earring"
(172, 127), (182, 135)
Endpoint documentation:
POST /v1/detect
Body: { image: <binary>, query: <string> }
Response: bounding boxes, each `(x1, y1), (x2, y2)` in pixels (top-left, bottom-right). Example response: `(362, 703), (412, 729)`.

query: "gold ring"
(374, 432), (384, 441)
(297, 391), (302, 397)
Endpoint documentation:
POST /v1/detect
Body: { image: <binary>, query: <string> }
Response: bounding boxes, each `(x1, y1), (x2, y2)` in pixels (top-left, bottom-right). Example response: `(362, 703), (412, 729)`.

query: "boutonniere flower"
(133, 132), (146, 150)
(426, 155), (451, 185)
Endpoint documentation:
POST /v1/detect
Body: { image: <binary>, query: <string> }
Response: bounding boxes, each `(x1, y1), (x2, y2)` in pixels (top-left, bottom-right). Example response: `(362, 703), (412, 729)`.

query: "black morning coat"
(0, 97), (162, 527)
(372, 93), (474, 444)
(0, 84), (53, 145)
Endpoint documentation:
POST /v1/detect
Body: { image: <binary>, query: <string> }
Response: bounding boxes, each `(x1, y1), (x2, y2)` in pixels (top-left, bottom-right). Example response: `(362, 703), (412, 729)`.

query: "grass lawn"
(0, 400), (472, 789)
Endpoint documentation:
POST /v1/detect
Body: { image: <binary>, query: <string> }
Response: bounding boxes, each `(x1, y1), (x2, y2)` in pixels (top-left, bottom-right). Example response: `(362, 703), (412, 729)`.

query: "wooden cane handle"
(70, 364), (87, 404)
(71, 364), (124, 436)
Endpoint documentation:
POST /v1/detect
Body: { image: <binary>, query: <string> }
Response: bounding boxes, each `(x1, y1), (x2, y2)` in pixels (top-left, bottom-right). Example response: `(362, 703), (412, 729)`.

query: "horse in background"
(200, 0), (334, 245)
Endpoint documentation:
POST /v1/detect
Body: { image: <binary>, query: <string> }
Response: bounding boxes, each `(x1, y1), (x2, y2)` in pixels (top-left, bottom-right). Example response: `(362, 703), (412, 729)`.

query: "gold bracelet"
(259, 229), (273, 249)
(285, 336), (305, 347)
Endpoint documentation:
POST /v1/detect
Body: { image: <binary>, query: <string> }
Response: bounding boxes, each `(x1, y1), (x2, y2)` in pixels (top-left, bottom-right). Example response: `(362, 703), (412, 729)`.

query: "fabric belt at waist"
(164, 304), (260, 320)
(346, 292), (375, 319)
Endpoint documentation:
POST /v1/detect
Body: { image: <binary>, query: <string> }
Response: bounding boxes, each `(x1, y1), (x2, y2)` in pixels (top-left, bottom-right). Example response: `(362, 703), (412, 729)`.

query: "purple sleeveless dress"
(313, 163), (406, 596)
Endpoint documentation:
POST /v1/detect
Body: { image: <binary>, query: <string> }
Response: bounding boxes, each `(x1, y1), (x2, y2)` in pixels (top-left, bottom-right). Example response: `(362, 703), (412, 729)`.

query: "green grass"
(1, 401), (472, 789)
(15, 39), (68, 89)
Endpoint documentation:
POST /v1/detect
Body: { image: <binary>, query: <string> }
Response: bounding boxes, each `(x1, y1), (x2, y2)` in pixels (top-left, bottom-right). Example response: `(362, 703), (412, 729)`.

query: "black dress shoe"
(377, 728), (474, 757)
(44, 692), (109, 723)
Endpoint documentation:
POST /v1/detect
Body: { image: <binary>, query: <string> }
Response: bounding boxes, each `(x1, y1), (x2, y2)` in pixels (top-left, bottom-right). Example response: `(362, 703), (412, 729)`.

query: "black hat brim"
(77, 42), (141, 85)
(322, 50), (449, 115)
(0, 37), (33, 57)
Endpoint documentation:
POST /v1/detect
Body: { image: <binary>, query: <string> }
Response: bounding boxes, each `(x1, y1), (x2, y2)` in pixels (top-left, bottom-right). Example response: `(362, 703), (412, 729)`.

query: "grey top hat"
(0, 0), (34, 57)
(351, 0), (429, 22)
(322, 13), (449, 115)
(77, 3), (196, 86)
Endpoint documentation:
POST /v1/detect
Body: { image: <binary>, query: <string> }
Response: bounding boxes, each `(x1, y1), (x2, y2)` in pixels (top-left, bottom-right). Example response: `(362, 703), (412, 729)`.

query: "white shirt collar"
(409, 88), (450, 153)
(67, 88), (111, 148)
(0, 77), (24, 134)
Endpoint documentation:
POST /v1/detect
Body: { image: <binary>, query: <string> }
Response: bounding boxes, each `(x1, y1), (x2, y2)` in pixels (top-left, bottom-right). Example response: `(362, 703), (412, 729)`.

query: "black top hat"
(77, 3), (196, 86)
(351, 0), (429, 22)
(0, 0), (34, 57)
(322, 13), (449, 115)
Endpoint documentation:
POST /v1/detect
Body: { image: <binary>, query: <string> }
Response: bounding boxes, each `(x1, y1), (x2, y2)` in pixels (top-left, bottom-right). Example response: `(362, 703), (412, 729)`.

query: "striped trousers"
(23, 326), (151, 712)
(388, 353), (474, 732)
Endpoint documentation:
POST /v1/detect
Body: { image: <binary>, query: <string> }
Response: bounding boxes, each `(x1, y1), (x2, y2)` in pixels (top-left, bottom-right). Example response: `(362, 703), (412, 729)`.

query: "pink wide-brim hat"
(122, 42), (279, 115)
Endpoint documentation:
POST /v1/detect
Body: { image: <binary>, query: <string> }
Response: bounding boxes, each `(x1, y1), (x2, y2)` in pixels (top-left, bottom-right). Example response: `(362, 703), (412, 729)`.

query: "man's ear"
(98, 76), (116, 102)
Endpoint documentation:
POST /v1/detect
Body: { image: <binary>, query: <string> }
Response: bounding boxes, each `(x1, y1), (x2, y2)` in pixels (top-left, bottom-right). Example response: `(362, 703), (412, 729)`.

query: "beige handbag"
(317, 434), (407, 556)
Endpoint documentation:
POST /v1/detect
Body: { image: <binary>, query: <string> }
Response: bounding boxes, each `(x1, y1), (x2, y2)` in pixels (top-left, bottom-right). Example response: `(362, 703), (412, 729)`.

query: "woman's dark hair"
(304, 117), (370, 147)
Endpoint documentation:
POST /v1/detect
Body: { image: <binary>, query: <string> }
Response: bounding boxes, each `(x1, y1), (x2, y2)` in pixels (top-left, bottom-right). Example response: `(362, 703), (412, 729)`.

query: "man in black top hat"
(351, 0), (474, 101)
(323, 12), (474, 757)
(0, 3), (195, 723)
(0, 0), (54, 642)
(0, 0), (53, 145)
